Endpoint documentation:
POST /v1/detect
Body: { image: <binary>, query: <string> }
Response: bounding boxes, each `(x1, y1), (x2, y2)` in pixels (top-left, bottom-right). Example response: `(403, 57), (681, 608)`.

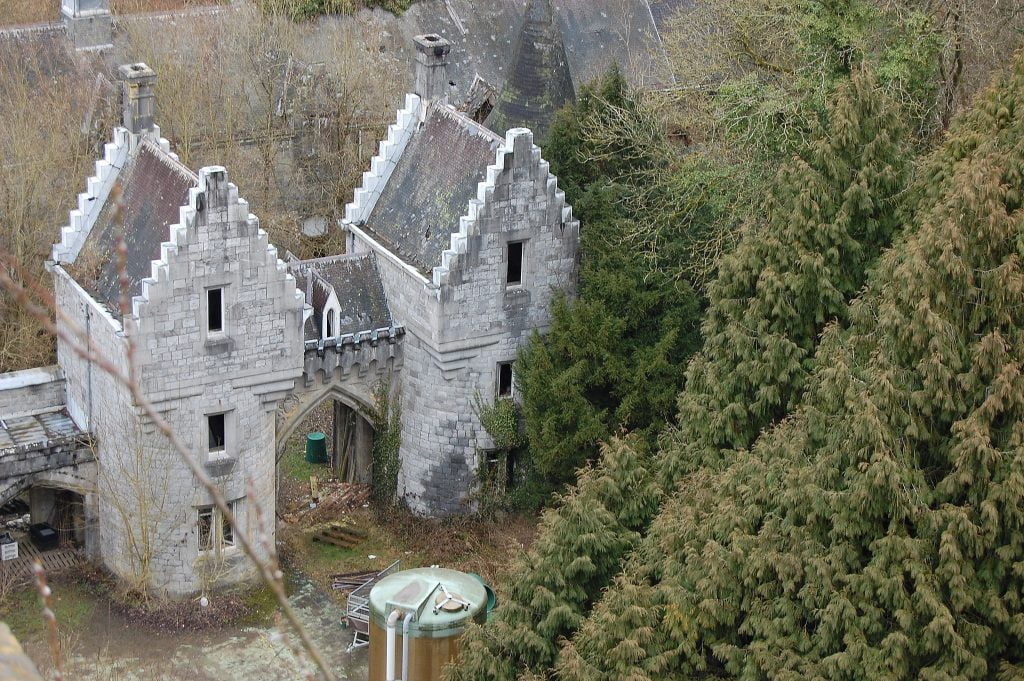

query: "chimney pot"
(413, 34), (452, 108)
(117, 63), (157, 138)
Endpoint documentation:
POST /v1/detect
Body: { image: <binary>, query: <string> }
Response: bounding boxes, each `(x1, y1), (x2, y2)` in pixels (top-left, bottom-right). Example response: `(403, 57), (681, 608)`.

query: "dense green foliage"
(660, 69), (910, 483)
(446, 437), (661, 681)
(660, 0), (944, 289)
(517, 69), (702, 484)
(556, 50), (1024, 681)
(452, 66), (911, 681)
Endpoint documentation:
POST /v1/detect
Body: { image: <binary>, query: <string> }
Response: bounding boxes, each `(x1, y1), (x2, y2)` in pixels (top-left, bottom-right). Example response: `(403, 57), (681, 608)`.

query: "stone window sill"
(205, 334), (234, 352)
(204, 454), (236, 477)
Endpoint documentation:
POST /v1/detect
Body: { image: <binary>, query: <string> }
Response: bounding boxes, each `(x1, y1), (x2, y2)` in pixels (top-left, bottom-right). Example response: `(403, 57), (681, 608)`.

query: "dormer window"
(506, 241), (524, 287)
(326, 309), (335, 338)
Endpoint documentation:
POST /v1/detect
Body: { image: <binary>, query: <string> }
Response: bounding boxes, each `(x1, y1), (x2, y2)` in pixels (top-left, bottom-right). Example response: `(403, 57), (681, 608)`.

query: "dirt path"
(58, 574), (368, 681)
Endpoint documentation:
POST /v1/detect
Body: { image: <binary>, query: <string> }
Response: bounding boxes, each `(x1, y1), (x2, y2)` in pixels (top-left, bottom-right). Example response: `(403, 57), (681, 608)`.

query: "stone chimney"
(413, 34), (451, 112)
(60, 0), (113, 51)
(117, 63), (157, 140)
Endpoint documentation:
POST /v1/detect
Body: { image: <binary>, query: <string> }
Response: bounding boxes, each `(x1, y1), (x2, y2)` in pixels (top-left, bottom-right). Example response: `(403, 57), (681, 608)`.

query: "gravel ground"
(50, 573), (368, 681)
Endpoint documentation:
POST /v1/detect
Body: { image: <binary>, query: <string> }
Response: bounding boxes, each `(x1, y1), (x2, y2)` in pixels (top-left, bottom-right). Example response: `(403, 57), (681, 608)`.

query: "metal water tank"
(368, 567), (487, 681)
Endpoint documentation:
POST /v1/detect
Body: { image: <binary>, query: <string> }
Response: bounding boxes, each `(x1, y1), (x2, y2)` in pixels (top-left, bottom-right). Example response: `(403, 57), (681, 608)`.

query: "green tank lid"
(369, 567), (487, 639)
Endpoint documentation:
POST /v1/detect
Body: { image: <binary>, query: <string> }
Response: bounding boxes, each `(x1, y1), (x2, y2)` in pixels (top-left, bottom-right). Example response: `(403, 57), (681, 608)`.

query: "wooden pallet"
(1, 540), (83, 585)
(309, 522), (368, 549)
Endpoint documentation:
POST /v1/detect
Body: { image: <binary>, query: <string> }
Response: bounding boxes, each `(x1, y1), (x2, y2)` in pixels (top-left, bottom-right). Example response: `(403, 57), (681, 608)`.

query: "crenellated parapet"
(301, 325), (404, 388)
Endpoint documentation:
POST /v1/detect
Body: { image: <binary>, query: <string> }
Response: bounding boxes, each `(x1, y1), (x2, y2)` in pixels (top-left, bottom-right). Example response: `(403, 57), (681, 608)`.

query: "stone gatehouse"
(0, 34), (578, 596)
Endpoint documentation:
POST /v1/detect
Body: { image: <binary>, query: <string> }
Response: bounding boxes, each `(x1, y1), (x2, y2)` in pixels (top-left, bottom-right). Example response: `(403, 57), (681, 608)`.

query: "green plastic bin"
(305, 432), (328, 464)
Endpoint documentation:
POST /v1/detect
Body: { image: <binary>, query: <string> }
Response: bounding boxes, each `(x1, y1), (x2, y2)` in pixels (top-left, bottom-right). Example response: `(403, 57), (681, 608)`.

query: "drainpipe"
(385, 609), (402, 681)
(401, 611), (414, 681)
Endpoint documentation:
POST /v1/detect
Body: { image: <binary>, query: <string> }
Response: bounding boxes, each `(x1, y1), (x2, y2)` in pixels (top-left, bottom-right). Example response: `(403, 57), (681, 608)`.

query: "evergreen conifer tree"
(445, 437), (662, 681)
(557, 50), (1024, 681)
(660, 68), (909, 484)
(517, 69), (701, 483)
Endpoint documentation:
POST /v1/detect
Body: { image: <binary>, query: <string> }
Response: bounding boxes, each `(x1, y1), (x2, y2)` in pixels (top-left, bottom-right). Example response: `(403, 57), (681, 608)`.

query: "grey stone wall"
(119, 166), (306, 596)
(56, 165), (306, 597)
(0, 367), (65, 418)
(359, 127), (579, 515)
(53, 264), (136, 582)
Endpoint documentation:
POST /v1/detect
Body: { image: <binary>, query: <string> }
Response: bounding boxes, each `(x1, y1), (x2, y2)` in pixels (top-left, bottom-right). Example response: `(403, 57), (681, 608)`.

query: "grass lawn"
(1, 577), (98, 644)
(279, 434), (331, 484)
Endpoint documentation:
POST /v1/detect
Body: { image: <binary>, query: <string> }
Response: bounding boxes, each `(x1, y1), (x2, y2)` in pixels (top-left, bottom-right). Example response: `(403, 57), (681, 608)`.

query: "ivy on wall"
(369, 380), (401, 507)
(472, 393), (527, 514)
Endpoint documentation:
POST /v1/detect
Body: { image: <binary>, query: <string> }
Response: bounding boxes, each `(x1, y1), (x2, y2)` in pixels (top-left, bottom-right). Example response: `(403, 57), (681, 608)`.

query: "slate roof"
(555, 0), (665, 91)
(365, 103), (503, 274)
(290, 254), (393, 342)
(70, 140), (197, 314)
(486, 0), (575, 139)
(0, 409), (87, 455)
(309, 0), (669, 136)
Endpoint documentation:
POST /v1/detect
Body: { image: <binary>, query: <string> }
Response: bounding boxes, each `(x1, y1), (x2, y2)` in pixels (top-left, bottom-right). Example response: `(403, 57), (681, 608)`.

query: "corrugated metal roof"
(0, 409), (86, 454)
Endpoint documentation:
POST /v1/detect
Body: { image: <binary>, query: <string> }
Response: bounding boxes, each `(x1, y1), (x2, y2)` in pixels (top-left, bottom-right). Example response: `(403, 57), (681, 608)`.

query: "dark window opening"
(505, 449), (517, 486)
(207, 288), (223, 333)
(208, 413), (225, 452)
(497, 361), (514, 398)
(472, 98), (494, 124)
(222, 507), (234, 546)
(198, 507), (213, 551)
(326, 310), (335, 338)
(506, 242), (523, 286)
(198, 502), (234, 552)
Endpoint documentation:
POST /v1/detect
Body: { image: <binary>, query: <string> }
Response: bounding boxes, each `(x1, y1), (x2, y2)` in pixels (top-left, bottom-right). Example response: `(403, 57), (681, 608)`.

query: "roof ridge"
(139, 137), (198, 184)
(293, 251), (375, 268)
(433, 102), (504, 145)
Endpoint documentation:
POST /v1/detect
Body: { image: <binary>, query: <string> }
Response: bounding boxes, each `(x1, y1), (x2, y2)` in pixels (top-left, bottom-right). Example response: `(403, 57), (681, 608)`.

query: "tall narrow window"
(506, 242), (523, 286)
(197, 507), (213, 551)
(208, 413), (225, 453)
(497, 361), (514, 398)
(207, 287), (223, 333)
(326, 309), (335, 339)
(221, 508), (234, 547)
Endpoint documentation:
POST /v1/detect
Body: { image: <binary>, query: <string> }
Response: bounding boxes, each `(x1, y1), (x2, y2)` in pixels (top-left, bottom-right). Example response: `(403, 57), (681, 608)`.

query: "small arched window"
(326, 309), (335, 339)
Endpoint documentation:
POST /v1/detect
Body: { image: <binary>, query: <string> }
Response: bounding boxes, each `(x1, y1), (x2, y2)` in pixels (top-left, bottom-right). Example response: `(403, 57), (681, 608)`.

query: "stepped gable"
(364, 103), (503, 274)
(69, 139), (197, 314)
(290, 254), (393, 341)
(485, 0), (574, 138)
